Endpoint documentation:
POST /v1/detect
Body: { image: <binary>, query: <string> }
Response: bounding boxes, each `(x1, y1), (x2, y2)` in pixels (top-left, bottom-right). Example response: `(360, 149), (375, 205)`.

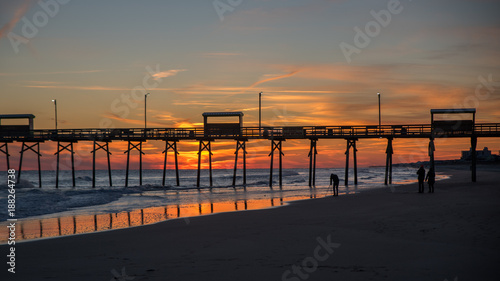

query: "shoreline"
(1, 165), (499, 280)
(0, 165), (454, 245)
(0, 167), (452, 244)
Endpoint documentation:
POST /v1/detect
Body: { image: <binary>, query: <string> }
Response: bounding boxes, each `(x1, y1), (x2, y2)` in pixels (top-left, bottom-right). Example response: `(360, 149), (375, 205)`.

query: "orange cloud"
(152, 69), (187, 80)
(242, 70), (301, 93)
(104, 114), (168, 127)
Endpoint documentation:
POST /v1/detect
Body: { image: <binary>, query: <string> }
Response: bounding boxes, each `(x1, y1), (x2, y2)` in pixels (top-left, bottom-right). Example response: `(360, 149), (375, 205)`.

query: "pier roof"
(202, 112), (244, 117)
(0, 114), (36, 119)
(430, 108), (476, 114)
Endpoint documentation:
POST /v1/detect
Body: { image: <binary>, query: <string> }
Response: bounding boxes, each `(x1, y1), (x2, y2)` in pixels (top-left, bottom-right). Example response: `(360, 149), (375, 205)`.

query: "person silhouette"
(330, 173), (339, 196)
(426, 167), (435, 193)
(416, 165), (426, 193)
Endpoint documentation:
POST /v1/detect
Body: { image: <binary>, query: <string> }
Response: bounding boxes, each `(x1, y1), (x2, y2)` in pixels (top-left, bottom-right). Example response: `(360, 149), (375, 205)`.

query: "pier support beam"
(55, 141), (77, 188)
(308, 138), (318, 187)
(91, 141), (112, 187)
(162, 140), (180, 186)
(124, 141), (145, 187)
(269, 139), (285, 188)
(232, 138), (248, 186)
(471, 136), (477, 182)
(197, 139), (213, 188)
(0, 142), (10, 171)
(18, 142), (42, 188)
(428, 138), (435, 172)
(344, 138), (358, 186)
(384, 138), (393, 185)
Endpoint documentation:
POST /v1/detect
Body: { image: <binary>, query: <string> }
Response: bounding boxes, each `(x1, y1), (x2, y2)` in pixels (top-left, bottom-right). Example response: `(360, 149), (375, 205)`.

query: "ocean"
(0, 167), (446, 243)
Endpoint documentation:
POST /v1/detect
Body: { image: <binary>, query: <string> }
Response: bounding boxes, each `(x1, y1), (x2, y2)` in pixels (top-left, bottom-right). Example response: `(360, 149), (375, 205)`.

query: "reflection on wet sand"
(0, 189), (331, 243)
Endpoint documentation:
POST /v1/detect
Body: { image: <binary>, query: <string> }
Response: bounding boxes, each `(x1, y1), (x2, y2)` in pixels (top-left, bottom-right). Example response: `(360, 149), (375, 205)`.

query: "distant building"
(461, 147), (495, 161)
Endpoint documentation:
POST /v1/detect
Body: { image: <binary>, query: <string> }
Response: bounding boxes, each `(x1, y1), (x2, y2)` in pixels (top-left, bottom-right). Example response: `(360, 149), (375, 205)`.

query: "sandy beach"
(2, 165), (499, 281)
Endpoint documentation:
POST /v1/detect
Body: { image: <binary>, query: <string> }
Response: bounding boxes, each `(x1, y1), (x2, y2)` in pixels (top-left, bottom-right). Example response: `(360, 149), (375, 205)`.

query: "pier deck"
(1, 123), (499, 188)
(1, 123), (499, 142)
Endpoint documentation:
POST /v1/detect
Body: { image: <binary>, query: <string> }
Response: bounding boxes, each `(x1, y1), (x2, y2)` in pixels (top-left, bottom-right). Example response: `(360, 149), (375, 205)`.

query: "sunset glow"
(1, 1), (499, 170)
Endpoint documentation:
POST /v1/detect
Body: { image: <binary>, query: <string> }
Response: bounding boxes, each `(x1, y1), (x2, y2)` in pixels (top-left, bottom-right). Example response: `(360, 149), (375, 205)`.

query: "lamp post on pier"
(377, 93), (381, 134)
(144, 93), (150, 130)
(259, 92), (262, 137)
(52, 99), (58, 131)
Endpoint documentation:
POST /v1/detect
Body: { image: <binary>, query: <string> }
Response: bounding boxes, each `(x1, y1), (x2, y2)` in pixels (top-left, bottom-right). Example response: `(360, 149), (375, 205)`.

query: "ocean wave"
(0, 178), (36, 189)
(0, 188), (126, 220)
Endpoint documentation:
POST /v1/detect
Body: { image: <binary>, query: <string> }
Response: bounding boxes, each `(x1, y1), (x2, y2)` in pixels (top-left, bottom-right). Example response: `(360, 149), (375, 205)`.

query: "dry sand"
(2, 165), (499, 281)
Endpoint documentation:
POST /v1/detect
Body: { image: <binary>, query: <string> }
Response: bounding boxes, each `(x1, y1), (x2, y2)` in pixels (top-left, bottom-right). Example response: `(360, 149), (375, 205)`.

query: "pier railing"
(0, 123), (499, 142)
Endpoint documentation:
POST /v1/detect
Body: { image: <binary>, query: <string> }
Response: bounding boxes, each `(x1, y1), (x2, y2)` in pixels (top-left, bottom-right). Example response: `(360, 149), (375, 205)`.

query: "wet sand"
(2, 165), (499, 280)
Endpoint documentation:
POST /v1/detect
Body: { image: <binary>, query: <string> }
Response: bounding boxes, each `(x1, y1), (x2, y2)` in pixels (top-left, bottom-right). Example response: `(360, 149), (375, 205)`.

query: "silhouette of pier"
(1, 109), (499, 188)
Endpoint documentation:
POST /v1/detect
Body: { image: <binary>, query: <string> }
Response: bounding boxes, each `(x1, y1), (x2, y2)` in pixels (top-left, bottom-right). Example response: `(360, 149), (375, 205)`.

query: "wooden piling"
(308, 139), (318, 187)
(209, 142), (213, 187)
(55, 141), (77, 188)
(279, 141), (283, 188)
(345, 140), (349, 186)
(91, 141), (112, 187)
(56, 143), (60, 188)
(124, 141), (145, 187)
(269, 141), (274, 188)
(385, 138), (393, 185)
(269, 139), (285, 188)
(232, 138), (247, 186)
(0, 142), (10, 170)
(90, 141), (96, 185)
(162, 141), (168, 186)
(243, 140), (247, 186)
(125, 141), (130, 187)
(471, 136), (477, 182)
(197, 141), (202, 188)
(107, 145), (112, 186)
(139, 142), (143, 186)
(344, 139), (358, 186)
(353, 140), (358, 185)
(70, 142), (75, 186)
(18, 142), (42, 188)
(197, 139), (213, 188)
(162, 140), (180, 186)
(428, 138), (435, 171)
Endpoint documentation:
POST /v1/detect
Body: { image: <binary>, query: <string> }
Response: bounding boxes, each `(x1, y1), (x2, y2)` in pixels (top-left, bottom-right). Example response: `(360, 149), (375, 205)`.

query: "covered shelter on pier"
(0, 114), (36, 132)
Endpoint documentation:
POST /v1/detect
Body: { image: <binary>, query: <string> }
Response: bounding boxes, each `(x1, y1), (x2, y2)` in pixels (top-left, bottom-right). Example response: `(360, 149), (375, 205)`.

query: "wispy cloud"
(104, 114), (168, 127)
(24, 85), (130, 91)
(201, 52), (242, 58)
(152, 69), (187, 80)
(0, 0), (34, 40)
(0, 70), (105, 76)
(25, 80), (64, 85)
(248, 70), (300, 89)
(238, 70), (301, 94)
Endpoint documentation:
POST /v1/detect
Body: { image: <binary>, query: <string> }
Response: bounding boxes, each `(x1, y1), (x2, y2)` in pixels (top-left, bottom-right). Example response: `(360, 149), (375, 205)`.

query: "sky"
(0, 0), (499, 171)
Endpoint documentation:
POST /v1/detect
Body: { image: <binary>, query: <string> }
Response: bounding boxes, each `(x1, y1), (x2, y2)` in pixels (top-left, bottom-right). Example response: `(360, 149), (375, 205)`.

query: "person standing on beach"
(330, 173), (339, 196)
(426, 167), (435, 193)
(417, 165), (426, 193)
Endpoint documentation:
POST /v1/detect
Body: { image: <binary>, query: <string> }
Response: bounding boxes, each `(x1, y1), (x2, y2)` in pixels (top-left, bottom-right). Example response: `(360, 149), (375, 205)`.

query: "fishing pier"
(1, 109), (499, 188)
